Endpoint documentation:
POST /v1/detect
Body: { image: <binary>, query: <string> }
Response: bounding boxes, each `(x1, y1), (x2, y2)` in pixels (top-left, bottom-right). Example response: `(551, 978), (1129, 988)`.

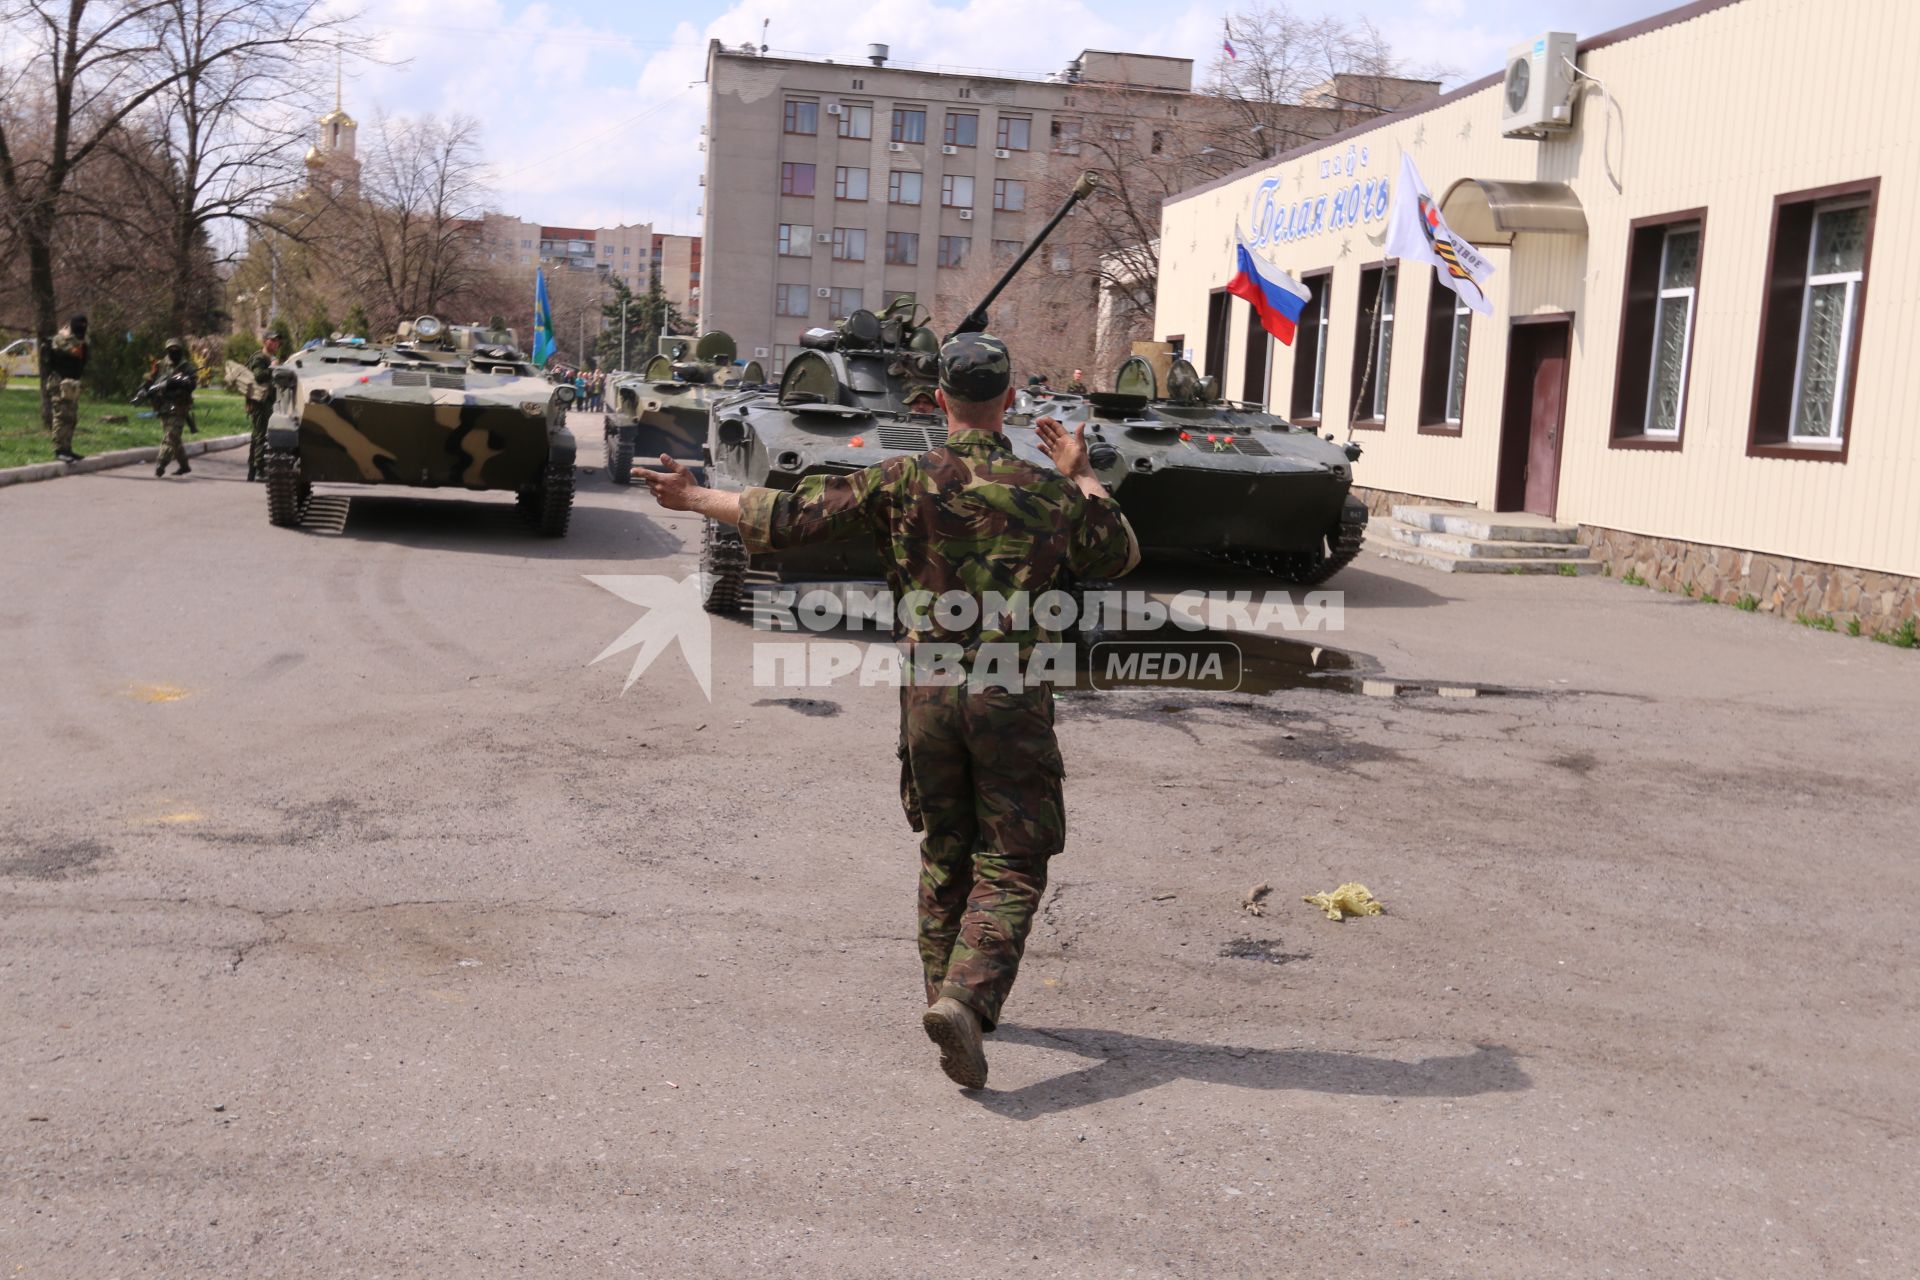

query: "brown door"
(1496, 319), (1571, 516)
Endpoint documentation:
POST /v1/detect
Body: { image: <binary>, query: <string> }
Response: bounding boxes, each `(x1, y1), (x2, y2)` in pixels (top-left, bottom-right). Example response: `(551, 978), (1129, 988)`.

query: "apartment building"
(476, 214), (700, 310)
(702, 42), (1212, 371)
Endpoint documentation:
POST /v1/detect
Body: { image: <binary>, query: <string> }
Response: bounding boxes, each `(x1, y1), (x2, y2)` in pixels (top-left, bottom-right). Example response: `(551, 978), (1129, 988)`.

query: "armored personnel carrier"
(692, 171), (1363, 611)
(1007, 355), (1367, 583)
(602, 332), (765, 485)
(260, 315), (578, 535)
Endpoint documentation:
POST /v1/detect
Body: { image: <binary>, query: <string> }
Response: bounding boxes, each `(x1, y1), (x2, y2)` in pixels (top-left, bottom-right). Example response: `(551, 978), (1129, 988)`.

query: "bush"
(225, 331), (261, 363)
(80, 305), (165, 399)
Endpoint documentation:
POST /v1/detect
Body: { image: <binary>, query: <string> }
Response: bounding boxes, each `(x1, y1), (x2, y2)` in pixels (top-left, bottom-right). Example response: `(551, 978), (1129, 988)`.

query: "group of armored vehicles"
(256, 171), (1366, 586)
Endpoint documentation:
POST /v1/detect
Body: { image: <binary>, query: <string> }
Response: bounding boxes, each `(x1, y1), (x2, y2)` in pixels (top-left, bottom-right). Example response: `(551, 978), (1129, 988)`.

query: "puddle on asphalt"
(1219, 936), (1310, 965)
(752, 696), (842, 717)
(1064, 626), (1519, 699)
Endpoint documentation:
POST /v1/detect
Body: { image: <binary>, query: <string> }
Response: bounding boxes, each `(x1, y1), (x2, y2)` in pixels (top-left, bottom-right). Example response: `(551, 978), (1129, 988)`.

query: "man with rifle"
(135, 339), (199, 478)
(245, 332), (284, 482)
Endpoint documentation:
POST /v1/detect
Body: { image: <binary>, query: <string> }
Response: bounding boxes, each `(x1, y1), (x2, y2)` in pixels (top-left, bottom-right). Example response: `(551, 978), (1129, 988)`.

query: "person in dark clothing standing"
(43, 315), (89, 463)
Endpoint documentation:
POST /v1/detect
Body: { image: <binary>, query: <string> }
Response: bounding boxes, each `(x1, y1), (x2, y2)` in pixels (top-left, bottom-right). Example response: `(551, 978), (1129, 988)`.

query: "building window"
(886, 231), (920, 266)
(888, 171), (922, 205)
(1289, 271), (1331, 422)
(1609, 213), (1703, 447)
(1203, 290), (1231, 392)
(992, 179), (1025, 212)
(520, 238), (531, 248)
(1350, 265), (1396, 425)
(623, 245), (631, 255)
(1150, 130), (1165, 155)
(838, 103), (872, 139)
(996, 116), (1030, 151)
(891, 108), (926, 144)
(1051, 119), (1081, 154)
(944, 112), (978, 147)
(780, 162), (815, 197)
(1418, 280), (1472, 432)
(776, 284), (811, 317)
(834, 166), (869, 200)
(1050, 247), (1072, 274)
(776, 223), (812, 257)
(941, 174), (974, 208)
(992, 238), (1021, 262)
(828, 287), (862, 321)
(784, 99), (818, 135)
(831, 227), (866, 262)
(604, 245), (615, 257)
(772, 344), (798, 370)
(1749, 179), (1877, 460)
(937, 235), (971, 269)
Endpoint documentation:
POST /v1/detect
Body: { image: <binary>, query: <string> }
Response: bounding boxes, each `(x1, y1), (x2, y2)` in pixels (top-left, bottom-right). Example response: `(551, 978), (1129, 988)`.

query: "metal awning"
(1438, 179), (1588, 247)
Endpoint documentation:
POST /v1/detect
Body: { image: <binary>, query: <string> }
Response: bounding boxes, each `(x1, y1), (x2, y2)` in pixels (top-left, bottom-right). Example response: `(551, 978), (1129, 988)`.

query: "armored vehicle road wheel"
(265, 449), (310, 527)
(1268, 497), (1368, 586)
(519, 463), (575, 537)
(605, 430), (634, 486)
(700, 517), (747, 614)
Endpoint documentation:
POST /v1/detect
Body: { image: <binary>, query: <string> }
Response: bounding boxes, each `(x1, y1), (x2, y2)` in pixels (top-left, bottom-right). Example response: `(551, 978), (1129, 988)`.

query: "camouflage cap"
(939, 332), (1011, 401)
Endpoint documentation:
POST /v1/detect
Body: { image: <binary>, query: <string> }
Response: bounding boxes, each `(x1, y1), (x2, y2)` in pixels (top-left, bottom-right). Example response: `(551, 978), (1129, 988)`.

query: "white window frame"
(837, 104), (872, 140)
(941, 174), (974, 209)
(1309, 290), (1329, 419)
(1642, 224), (1700, 439)
(1787, 199), (1867, 444)
(831, 227), (866, 262)
(1444, 300), (1471, 424)
(1370, 267), (1396, 420)
(888, 171), (922, 206)
(833, 166), (868, 201)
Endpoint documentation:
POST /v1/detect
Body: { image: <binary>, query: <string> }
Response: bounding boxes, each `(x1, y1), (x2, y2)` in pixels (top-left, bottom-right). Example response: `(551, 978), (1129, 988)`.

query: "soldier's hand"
(1037, 416), (1094, 481)
(639, 454), (700, 510)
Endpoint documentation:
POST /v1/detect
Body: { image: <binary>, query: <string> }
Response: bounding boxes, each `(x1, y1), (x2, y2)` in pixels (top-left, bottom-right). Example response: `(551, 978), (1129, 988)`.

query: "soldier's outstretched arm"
(1038, 417), (1140, 579)
(639, 454), (742, 525)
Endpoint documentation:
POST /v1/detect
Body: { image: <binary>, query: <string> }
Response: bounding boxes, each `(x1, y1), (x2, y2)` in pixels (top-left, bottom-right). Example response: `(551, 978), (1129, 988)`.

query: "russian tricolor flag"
(1226, 230), (1311, 346)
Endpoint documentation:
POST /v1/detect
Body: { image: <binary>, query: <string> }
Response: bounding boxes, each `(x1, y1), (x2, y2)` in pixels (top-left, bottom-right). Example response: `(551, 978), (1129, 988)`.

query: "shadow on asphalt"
(1128, 554), (1455, 611)
(304, 490), (681, 562)
(975, 1026), (1529, 1117)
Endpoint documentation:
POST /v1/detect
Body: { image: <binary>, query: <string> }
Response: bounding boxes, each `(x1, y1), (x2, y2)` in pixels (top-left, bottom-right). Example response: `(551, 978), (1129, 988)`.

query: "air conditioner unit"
(826, 103), (843, 116)
(957, 208), (973, 220)
(994, 148), (1012, 159)
(1501, 31), (1579, 138)
(697, 174), (706, 185)
(888, 141), (906, 152)
(816, 287), (832, 298)
(754, 347), (769, 358)
(942, 144), (958, 155)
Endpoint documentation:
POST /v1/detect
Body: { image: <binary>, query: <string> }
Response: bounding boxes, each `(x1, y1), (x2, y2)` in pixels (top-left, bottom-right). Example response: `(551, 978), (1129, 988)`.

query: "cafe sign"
(1247, 143), (1390, 248)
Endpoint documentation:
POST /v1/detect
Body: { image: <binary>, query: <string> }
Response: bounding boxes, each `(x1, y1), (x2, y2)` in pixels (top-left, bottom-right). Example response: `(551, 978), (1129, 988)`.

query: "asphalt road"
(3, 419), (1915, 1277)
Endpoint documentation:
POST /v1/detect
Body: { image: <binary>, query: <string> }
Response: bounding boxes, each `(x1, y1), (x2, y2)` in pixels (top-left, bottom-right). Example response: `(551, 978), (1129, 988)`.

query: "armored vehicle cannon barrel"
(949, 171), (1099, 338)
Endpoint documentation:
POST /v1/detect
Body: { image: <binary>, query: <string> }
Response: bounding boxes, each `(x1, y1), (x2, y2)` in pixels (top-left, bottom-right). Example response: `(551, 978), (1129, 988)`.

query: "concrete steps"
(1374, 504), (1600, 575)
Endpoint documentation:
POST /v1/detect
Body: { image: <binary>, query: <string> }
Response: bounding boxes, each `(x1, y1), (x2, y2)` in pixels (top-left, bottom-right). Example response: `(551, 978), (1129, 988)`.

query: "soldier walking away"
(43, 315), (90, 463)
(246, 333), (284, 482)
(137, 339), (199, 477)
(640, 332), (1140, 1089)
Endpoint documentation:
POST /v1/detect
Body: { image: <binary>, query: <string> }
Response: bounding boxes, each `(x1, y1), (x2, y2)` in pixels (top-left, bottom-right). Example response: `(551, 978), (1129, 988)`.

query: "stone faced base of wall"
(1579, 526), (1920, 637)
(1351, 486), (1474, 519)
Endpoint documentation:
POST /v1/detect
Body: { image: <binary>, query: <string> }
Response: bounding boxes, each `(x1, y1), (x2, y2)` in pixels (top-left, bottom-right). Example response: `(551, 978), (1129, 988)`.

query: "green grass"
(1794, 613), (1837, 632)
(1621, 568), (1646, 586)
(1847, 618), (1863, 637)
(1558, 562), (1579, 577)
(1873, 617), (1918, 649)
(1733, 593), (1760, 612)
(0, 387), (249, 469)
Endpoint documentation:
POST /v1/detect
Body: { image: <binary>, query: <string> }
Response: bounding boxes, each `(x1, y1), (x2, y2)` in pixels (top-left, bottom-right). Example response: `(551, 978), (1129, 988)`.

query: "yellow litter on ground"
(1304, 883), (1384, 920)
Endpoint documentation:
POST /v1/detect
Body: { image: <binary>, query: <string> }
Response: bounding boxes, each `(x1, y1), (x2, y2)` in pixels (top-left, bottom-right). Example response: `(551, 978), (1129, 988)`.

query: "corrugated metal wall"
(1155, 0), (1920, 577)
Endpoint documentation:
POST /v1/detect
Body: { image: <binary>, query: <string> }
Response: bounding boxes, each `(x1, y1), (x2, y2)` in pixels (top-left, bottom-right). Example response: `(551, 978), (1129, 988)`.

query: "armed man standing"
(138, 339), (198, 478)
(245, 332), (283, 482)
(640, 332), (1140, 1089)
(43, 315), (90, 463)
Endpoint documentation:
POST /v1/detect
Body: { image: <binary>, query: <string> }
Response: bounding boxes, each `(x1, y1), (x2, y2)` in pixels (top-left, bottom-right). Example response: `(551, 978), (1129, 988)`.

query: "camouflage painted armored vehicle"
(261, 315), (578, 535)
(692, 175), (1100, 613)
(601, 332), (765, 485)
(1005, 355), (1368, 584)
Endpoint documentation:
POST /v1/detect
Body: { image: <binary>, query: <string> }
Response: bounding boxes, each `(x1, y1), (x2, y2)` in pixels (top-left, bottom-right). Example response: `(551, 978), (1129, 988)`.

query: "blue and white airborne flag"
(1384, 153), (1495, 315)
(532, 267), (557, 367)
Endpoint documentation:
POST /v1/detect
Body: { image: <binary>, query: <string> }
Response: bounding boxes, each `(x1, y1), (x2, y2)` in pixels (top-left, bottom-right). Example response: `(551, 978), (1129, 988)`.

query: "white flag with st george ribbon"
(1385, 153), (1496, 316)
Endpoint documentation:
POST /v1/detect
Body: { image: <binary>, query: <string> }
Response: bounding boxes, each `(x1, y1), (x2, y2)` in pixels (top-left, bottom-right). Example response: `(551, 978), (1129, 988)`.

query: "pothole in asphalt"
(1, 838), (111, 880)
(1219, 936), (1309, 965)
(752, 697), (842, 717)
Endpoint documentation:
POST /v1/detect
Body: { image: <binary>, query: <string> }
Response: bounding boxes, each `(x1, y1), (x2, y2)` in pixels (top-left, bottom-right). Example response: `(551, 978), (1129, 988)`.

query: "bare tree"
(333, 112), (490, 333)
(0, 0), (353, 426)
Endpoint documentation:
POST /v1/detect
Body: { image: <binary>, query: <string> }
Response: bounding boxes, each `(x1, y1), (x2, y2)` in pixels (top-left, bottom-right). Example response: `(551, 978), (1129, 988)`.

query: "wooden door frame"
(1495, 312), (1575, 519)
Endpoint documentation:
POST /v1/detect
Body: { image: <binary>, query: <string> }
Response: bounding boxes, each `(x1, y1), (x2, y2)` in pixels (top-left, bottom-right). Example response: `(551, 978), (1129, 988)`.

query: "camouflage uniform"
(148, 354), (198, 474)
(43, 324), (89, 457)
(738, 369), (1139, 1030)
(246, 346), (278, 481)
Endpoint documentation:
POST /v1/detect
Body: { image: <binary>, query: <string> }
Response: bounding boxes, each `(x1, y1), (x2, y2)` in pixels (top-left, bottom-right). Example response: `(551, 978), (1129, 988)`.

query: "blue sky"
(348, 0), (1674, 233)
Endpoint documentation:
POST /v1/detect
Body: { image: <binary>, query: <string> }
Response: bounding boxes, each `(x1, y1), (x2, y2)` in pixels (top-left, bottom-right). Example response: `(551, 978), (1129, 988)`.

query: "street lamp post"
(621, 293), (629, 371)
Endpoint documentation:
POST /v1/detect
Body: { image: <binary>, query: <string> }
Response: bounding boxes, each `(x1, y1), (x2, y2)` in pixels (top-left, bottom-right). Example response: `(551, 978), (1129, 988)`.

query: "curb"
(0, 433), (250, 489)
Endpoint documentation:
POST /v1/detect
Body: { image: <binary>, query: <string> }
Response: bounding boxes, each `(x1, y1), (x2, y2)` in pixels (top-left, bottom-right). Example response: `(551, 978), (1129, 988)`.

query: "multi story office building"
(476, 215), (700, 313)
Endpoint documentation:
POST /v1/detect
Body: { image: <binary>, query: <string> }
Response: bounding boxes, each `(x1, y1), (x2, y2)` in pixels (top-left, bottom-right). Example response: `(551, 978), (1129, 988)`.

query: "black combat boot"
(155, 461), (167, 477)
(175, 460), (191, 475)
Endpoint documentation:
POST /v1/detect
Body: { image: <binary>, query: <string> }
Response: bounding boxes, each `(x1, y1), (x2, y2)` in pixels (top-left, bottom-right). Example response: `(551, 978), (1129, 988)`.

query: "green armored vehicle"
(1008, 356), (1367, 583)
(261, 315), (578, 535)
(601, 332), (765, 485)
